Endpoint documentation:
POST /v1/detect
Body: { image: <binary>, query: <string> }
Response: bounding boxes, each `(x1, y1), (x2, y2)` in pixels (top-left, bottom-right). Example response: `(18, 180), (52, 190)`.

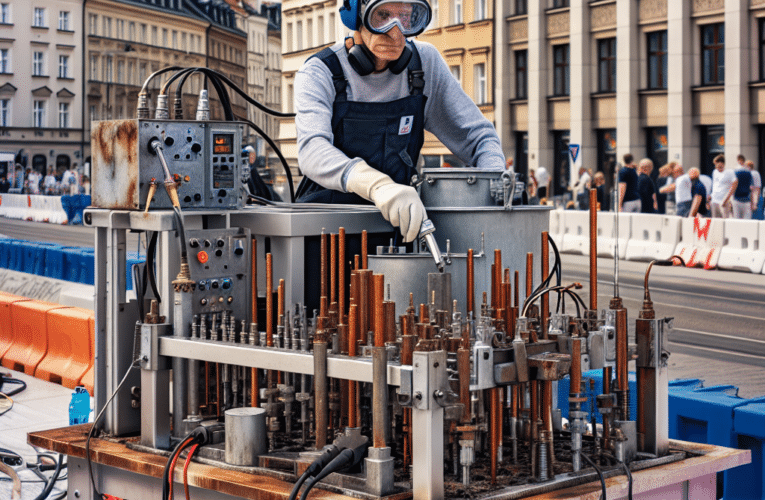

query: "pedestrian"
(744, 160), (762, 220)
(536, 166), (550, 200)
(593, 171), (609, 211)
(656, 162), (674, 214)
(688, 167), (708, 218)
(661, 164), (692, 217)
(80, 175), (91, 195)
(732, 157), (755, 219)
(293, 0), (506, 241)
(571, 166), (591, 209)
(709, 155), (737, 218)
(43, 166), (58, 195)
(637, 158), (657, 214)
(618, 153), (640, 213)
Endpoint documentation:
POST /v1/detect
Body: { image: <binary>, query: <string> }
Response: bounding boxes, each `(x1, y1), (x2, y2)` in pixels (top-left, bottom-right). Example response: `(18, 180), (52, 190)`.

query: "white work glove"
(346, 162), (427, 243)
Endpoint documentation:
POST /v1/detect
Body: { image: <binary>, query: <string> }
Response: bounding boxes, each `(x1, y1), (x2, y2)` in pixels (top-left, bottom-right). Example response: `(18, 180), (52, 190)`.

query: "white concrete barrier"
(717, 219), (765, 273)
(548, 209), (564, 248)
(44, 196), (68, 224)
(28, 195), (48, 222)
(0, 194), (31, 221)
(625, 214), (681, 262)
(674, 217), (723, 270)
(594, 212), (631, 259)
(561, 210), (588, 254)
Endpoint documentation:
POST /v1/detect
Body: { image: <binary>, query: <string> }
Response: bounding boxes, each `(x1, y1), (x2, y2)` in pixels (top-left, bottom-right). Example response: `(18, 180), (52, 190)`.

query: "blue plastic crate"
(61, 247), (82, 282)
(8, 240), (25, 272)
(0, 238), (13, 269)
(556, 369), (637, 424)
(729, 402), (765, 499)
(44, 245), (66, 280)
(77, 248), (95, 285)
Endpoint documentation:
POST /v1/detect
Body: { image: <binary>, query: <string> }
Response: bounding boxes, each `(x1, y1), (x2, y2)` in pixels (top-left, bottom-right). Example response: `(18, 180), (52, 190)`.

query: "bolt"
(415, 392), (423, 401)
(434, 390), (444, 399)
(74, 491), (81, 498)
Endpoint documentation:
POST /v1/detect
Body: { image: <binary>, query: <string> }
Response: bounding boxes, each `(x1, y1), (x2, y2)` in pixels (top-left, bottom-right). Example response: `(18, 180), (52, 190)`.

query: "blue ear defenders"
(340, 0), (359, 31)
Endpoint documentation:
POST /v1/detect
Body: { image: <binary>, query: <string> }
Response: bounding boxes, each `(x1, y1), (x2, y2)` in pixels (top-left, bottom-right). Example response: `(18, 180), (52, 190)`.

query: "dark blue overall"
(295, 42), (427, 204)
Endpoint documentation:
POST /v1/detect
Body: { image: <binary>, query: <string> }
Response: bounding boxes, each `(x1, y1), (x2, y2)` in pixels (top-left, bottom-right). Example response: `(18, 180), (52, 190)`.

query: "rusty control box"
(91, 119), (248, 211)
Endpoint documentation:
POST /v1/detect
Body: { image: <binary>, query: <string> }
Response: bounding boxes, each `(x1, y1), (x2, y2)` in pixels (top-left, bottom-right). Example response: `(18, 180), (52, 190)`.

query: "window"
(172, 30), (177, 49)
(103, 17), (112, 38)
(552, 0), (569, 7)
(181, 32), (187, 51)
(318, 16), (324, 46)
(475, 0), (486, 21)
(58, 11), (70, 31)
(515, 0), (526, 15)
(58, 55), (69, 78)
(759, 19), (765, 81)
(139, 63), (147, 84)
(450, 65), (461, 85)
(117, 60), (124, 83)
(89, 14), (97, 35)
(597, 38), (616, 92)
(453, 0), (463, 24)
(307, 19), (313, 47)
(105, 56), (113, 83)
(1, 4), (10, 24)
(129, 22), (135, 41)
(117, 19), (124, 39)
(0, 48), (8, 73)
(296, 21), (303, 51)
(58, 102), (69, 128)
(33, 7), (45, 27)
(90, 55), (98, 80)
(33, 52), (44, 76)
(33, 101), (45, 128)
(329, 13), (336, 37)
(152, 26), (158, 45)
(553, 44), (569, 96)
(474, 63), (486, 104)
(141, 24), (147, 42)
(429, 0), (438, 29)
(515, 49), (527, 99)
(0, 98), (9, 127)
(90, 105), (97, 122)
(647, 31), (667, 89)
(162, 28), (168, 47)
(702, 23), (724, 85)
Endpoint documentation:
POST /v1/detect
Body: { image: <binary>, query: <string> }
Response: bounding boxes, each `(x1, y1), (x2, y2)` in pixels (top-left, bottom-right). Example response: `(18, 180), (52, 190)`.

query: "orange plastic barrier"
(1, 300), (69, 375)
(79, 314), (96, 395)
(0, 292), (31, 363)
(35, 308), (95, 388)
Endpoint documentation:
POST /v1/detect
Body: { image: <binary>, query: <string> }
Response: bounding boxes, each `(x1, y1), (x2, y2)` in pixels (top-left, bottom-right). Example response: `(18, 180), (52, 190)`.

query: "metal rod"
(373, 274), (385, 347)
(266, 253), (273, 348)
(359, 270), (371, 345)
(321, 230), (328, 299)
(361, 230), (368, 269)
(348, 304), (359, 428)
(490, 387), (500, 485)
(541, 232), (549, 339)
(250, 237), (259, 407)
(493, 249), (501, 310)
(514, 270), (519, 308)
(354, 254), (360, 271)
(589, 189), (598, 312)
(543, 380), (554, 473)
(330, 232), (337, 306)
(467, 248), (474, 316)
(458, 345), (471, 423)
(384, 300), (396, 344)
(372, 346), (388, 448)
(571, 336), (582, 397)
(615, 307), (629, 420)
(339, 227), (346, 320)
(278, 279), (285, 329)
(603, 365), (612, 453)
(526, 252), (533, 299)
(314, 337), (328, 448)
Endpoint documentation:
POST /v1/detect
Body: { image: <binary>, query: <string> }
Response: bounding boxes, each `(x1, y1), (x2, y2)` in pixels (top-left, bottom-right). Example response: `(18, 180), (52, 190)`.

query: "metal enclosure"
(91, 119), (247, 211)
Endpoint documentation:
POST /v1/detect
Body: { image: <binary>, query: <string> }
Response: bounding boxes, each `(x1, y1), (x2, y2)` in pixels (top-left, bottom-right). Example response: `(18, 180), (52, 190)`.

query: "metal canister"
(224, 407), (267, 466)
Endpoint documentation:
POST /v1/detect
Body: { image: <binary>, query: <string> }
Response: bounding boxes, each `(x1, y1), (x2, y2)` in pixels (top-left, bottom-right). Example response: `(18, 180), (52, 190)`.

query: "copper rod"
(417, 322), (430, 340)
(526, 252), (533, 298)
(321, 231), (328, 299)
(339, 227), (346, 319)
(354, 254), (360, 271)
(402, 331), (415, 466)
(467, 248), (475, 316)
(543, 380), (554, 472)
(320, 296), (328, 321)
(514, 270), (520, 308)
(491, 263), (497, 311)
(383, 301), (396, 344)
(358, 270), (371, 344)
(361, 230), (368, 269)
(615, 307), (629, 395)
(420, 303), (429, 324)
(503, 281), (512, 337)
(490, 387), (500, 485)
(571, 338), (582, 396)
(541, 232), (549, 339)
(266, 253), (273, 347)
(589, 189), (598, 312)
(458, 345), (471, 423)
(530, 380), (539, 446)
(215, 362), (221, 418)
(603, 366), (612, 452)
(278, 279), (285, 326)
(372, 346), (387, 448)
(373, 274), (385, 347)
(330, 233), (337, 306)
(348, 304), (359, 428)
(494, 249), (502, 311)
(511, 385), (518, 418)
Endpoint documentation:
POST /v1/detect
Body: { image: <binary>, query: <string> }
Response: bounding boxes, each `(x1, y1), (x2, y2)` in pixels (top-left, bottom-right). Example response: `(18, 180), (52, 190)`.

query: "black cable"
(33, 453), (63, 500)
(86, 359), (139, 500)
(133, 261), (144, 320)
(202, 68), (295, 118)
(205, 71), (234, 121)
(146, 231), (161, 303)
(139, 66), (185, 96)
(247, 194), (277, 206)
(602, 453), (633, 500)
(298, 449), (355, 500)
(579, 451), (607, 499)
(0, 374), (27, 397)
(287, 445), (343, 500)
(172, 206), (188, 262)
(161, 426), (211, 500)
(237, 116), (295, 203)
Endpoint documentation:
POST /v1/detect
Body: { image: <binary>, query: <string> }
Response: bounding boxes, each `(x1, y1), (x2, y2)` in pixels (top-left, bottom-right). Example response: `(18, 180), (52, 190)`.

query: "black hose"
(33, 453), (64, 500)
(237, 116), (295, 203)
(146, 231), (161, 303)
(298, 449), (355, 500)
(0, 375), (26, 397)
(203, 69), (296, 118)
(579, 451), (607, 499)
(173, 206), (188, 261)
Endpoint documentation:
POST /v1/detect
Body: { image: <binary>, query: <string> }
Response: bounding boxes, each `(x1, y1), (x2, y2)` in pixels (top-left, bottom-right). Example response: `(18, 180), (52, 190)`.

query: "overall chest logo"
(398, 116), (414, 135)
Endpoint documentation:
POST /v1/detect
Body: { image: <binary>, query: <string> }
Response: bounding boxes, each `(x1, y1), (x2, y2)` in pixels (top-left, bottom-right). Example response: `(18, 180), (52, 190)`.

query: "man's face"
(673, 165), (683, 178)
(714, 161), (724, 171)
(359, 23), (407, 71)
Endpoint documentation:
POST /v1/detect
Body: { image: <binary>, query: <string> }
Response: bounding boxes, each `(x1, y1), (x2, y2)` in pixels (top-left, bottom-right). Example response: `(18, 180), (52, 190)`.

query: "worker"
(294, 0), (505, 242)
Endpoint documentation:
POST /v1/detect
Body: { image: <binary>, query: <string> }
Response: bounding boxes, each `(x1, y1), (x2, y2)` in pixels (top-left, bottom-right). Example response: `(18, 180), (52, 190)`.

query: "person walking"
(709, 154), (737, 218)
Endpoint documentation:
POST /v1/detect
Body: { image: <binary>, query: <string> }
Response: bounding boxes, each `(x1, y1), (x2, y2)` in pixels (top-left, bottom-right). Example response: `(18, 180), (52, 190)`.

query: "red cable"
(183, 444), (200, 500)
(169, 437), (194, 500)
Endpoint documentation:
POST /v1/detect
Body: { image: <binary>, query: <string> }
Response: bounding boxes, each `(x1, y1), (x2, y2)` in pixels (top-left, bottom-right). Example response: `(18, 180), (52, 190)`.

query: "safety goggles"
(363, 0), (431, 36)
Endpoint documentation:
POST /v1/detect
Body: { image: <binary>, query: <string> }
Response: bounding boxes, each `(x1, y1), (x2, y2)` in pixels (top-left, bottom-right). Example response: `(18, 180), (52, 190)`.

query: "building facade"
(0, 0), (84, 177)
(503, 0), (765, 198)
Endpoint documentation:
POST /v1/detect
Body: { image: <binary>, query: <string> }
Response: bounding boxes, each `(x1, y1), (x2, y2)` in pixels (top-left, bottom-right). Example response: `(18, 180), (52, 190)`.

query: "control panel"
(186, 227), (251, 323)
(91, 119), (249, 211)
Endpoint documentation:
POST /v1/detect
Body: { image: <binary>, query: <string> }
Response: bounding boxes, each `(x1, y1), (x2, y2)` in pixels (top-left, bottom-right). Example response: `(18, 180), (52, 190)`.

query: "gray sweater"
(294, 39), (505, 193)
